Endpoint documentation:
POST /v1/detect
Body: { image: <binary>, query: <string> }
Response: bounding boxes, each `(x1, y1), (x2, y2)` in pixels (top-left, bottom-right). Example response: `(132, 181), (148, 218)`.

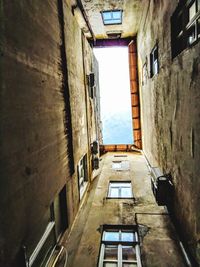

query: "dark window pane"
(122, 246), (137, 261)
(198, 18), (200, 38)
(175, 13), (183, 35)
(188, 23), (196, 44)
(104, 245), (118, 260)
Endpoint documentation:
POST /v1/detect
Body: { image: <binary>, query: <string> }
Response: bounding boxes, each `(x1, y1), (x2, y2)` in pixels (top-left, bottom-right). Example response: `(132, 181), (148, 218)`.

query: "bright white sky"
(94, 47), (133, 144)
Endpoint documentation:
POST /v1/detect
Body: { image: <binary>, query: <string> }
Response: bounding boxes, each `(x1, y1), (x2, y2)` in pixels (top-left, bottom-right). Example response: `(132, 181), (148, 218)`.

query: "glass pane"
(112, 162), (122, 169)
(104, 231), (120, 241)
(111, 183), (129, 187)
(198, 18), (200, 38)
(154, 60), (159, 75)
(122, 246), (137, 261)
(121, 187), (132, 198)
(122, 264), (137, 267)
(110, 188), (119, 197)
(189, 2), (196, 21)
(121, 232), (135, 242)
(112, 11), (121, 19)
(103, 263), (118, 267)
(176, 13), (183, 35)
(103, 12), (112, 20)
(104, 245), (118, 260)
(188, 23), (196, 44)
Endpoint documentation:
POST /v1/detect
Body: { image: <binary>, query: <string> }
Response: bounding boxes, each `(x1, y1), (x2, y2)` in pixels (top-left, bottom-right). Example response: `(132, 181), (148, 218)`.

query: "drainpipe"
(73, 0), (96, 42)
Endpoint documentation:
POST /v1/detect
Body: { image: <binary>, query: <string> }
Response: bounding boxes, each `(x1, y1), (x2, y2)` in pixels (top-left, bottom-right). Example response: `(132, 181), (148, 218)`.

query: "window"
(77, 154), (88, 199)
(112, 161), (122, 170)
(24, 186), (68, 267)
(52, 186), (68, 240)
(171, 0), (200, 58)
(150, 45), (159, 77)
(98, 226), (142, 267)
(108, 182), (133, 198)
(112, 161), (130, 171)
(102, 10), (122, 25)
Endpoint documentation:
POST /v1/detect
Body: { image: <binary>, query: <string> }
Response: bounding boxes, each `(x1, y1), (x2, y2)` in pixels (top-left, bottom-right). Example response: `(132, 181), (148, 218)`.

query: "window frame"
(24, 186), (69, 267)
(171, 0), (200, 58)
(77, 154), (88, 199)
(98, 225), (142, 267)
(101, 10), (123, 25)
(107, 181), (134, 199)
(150, 44), (159, 78)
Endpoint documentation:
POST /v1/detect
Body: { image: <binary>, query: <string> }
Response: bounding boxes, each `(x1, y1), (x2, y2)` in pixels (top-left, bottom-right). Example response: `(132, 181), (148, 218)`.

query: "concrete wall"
(137, 0), (200, 263)
(0, 1), (100, 266)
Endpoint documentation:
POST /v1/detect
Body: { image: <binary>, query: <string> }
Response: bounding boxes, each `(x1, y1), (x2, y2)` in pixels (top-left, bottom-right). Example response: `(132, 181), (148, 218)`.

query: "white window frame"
(78, 154), (88, 199)
(98, 227), (142, 267)
(101, 10), (123, 25)
(108, 181), (133, 198)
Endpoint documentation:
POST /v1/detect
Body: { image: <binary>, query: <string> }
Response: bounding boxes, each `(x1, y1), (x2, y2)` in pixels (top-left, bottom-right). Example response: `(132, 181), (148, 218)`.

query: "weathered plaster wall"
(0, 1), (70, 266)
(137, 0), (200, 263)
(0, 1), (99, 266)
(63, 0), (101, 217)
(65, 152), (185, 267)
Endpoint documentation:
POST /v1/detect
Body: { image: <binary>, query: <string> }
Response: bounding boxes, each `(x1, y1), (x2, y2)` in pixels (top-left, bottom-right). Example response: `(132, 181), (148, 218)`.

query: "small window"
(102, 10), (122, 25)
(150, 45), (159, 77)
(171, 0), (200, 58)
(24, 186), (69, 267)
(98, 226), (142, 267)
(112, 161), (130, 171)
(77, 154), (88, 199)
(112, 161), (122, 170)
(108, 181), (133, 198)
(52, 186), (68, 240)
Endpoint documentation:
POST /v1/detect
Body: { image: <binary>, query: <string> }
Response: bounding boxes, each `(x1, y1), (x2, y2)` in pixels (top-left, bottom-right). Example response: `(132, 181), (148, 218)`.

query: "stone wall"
(137, 0), (200, 263)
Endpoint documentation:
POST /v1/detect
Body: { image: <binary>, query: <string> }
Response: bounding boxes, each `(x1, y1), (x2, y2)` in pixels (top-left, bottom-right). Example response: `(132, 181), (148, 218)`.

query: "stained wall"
(137, 0), (200, 263)
(0, 1), (100, 266)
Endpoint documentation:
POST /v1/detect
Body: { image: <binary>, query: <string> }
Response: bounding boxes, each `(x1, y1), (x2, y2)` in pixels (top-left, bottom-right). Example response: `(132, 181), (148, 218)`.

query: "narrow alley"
(0, 1), (199, 267)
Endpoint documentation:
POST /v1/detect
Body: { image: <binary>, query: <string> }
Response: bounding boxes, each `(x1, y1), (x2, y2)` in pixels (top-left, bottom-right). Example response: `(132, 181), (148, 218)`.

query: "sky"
(94, 47), (133, 145)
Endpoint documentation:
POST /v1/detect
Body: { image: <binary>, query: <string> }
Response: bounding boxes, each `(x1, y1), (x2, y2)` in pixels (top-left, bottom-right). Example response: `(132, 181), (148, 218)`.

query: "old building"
(0, 0), (199, 267)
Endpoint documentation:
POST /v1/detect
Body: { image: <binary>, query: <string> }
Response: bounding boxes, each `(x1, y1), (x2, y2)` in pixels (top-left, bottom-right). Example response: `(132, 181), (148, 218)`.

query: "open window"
(98, 226), (142, 267)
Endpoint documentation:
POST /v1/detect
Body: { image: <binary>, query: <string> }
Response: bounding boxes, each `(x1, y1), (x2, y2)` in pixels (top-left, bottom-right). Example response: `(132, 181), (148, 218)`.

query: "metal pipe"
(75, 0), (96, 42)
